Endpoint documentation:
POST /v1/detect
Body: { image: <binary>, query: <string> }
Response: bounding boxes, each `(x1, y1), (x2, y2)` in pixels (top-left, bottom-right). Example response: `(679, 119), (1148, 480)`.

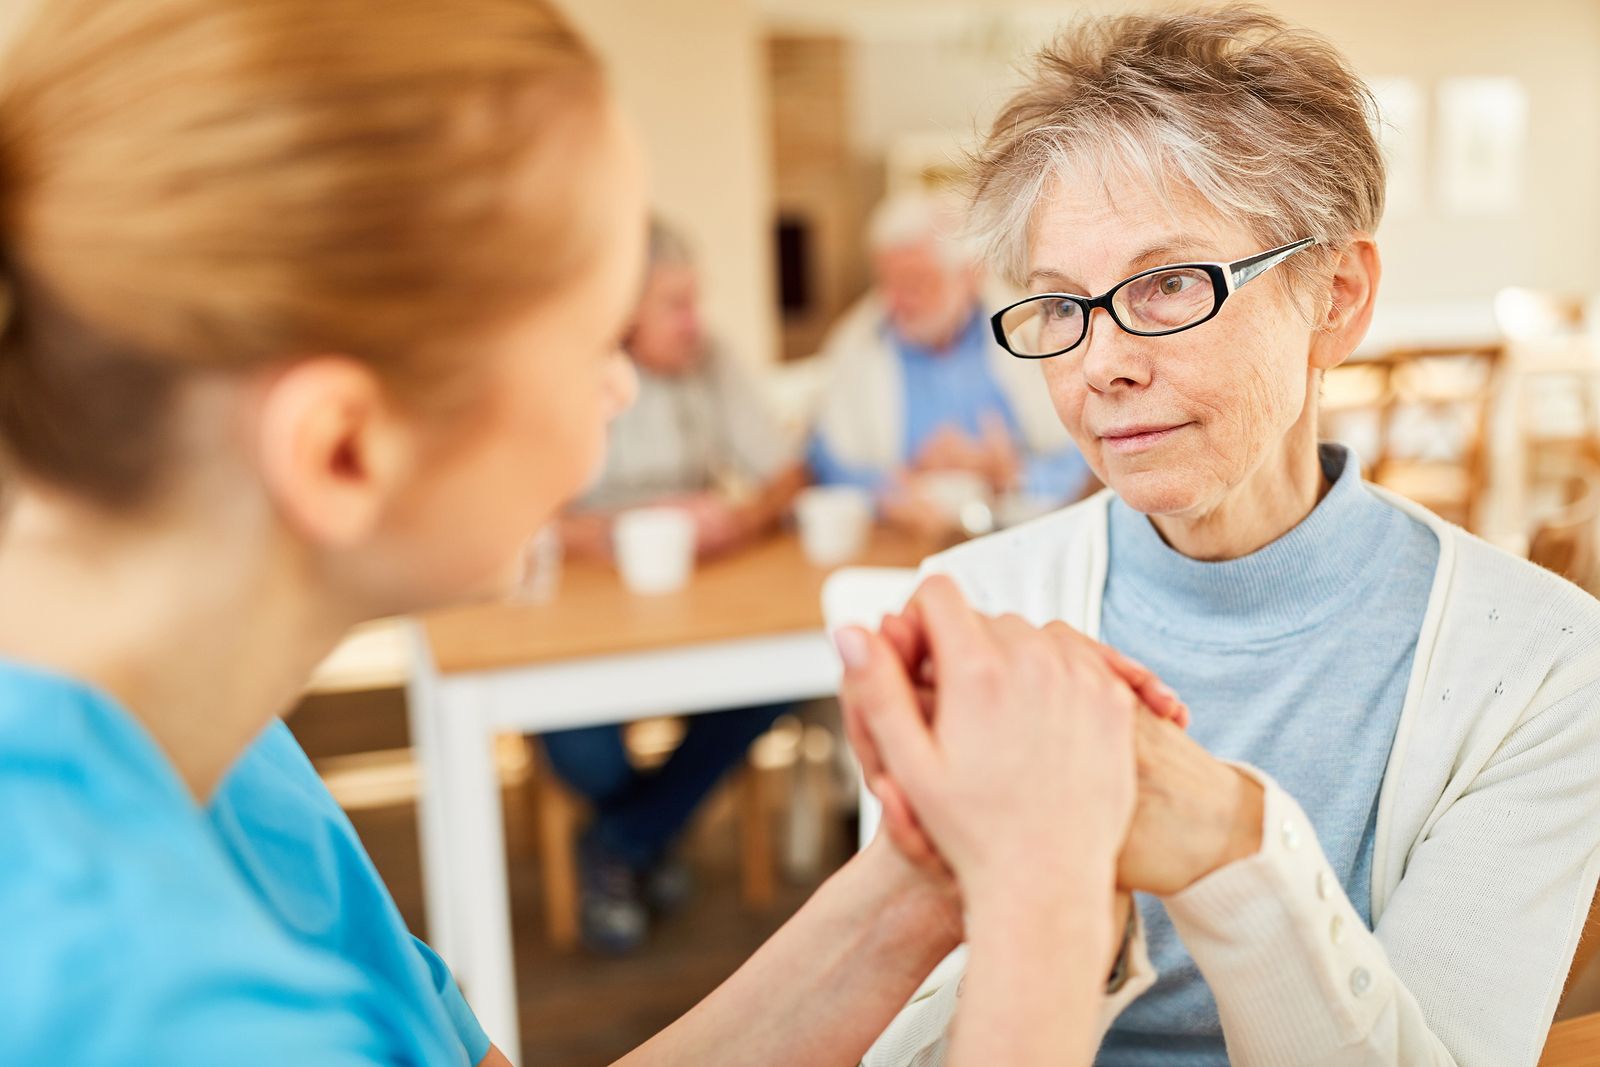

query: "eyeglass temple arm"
(1228, 237), (1317, 290)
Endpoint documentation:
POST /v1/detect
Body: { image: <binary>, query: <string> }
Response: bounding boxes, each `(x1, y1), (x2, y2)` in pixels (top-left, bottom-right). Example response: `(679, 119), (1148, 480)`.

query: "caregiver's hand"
(876, 602), (1190, 728)
(846, 599), (1189, 879)
(837, 576), (1144, 1067)
(836, 576), (1138, 905)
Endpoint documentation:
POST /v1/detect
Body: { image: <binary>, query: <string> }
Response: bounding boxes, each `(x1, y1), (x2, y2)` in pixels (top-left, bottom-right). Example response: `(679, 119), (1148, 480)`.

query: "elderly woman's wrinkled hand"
(1115, 712), (1265, 896)
(835, 576), (1142, 909)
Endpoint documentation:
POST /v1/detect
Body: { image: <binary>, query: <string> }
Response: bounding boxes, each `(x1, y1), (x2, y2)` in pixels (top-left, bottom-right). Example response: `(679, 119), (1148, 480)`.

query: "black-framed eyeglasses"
(990, 237), (1317, 359)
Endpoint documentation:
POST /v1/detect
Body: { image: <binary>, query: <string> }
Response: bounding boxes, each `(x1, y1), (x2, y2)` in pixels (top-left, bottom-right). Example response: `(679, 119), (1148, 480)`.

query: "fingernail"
(835, 627), (870, 672)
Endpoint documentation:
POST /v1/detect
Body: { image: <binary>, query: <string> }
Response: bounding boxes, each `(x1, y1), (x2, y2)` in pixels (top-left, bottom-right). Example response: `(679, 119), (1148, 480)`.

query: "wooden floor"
(289, 690), (849, 1067)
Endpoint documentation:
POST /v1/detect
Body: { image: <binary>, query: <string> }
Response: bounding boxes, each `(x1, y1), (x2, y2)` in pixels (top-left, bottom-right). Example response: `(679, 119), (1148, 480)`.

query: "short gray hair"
(968, 7), (1384, 304)
(867, 190), (982, 269)
(647, 215), (694, 270)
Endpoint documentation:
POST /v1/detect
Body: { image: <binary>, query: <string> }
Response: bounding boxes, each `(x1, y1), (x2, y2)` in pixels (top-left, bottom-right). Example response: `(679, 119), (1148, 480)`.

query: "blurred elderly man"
(563, 220), (807, 558)
(807, 191), (1091, 534)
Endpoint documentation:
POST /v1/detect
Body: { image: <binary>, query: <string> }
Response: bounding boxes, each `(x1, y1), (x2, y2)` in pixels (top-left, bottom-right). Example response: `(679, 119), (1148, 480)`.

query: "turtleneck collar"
(1104, 444), (1420, 644)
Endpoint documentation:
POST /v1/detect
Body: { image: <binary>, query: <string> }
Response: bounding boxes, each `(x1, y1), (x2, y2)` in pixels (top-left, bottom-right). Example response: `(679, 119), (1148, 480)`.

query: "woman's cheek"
(1043, 362), (1097, 459)
(1042, 360), (1079, 426)
(1233, 354), (1299, 455)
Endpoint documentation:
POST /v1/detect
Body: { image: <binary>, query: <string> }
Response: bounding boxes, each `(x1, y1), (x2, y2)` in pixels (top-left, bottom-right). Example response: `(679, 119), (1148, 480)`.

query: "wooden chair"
(1542, 789), (1600, 1065)
(1564, 891), (1600, 1007)
(1527, 451), (1600, 591)
(521, 730), (776, 952)
(1325, 343), (1504, 531)
(1541, 1012), (1600, 1066)
(1496, 288), (1600, 488)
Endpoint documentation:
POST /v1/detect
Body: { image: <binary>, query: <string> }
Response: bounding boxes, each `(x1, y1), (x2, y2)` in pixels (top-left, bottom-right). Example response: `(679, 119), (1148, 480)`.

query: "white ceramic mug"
(613, 506), (697, 595)
(795, 486), (873, 567)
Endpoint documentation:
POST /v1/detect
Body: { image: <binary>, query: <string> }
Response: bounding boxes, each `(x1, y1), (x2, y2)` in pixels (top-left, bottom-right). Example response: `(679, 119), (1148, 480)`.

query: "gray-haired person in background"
(561, 217), (806, 559)
(547, 218), (805, 955)
(806, 190), (1094, 539)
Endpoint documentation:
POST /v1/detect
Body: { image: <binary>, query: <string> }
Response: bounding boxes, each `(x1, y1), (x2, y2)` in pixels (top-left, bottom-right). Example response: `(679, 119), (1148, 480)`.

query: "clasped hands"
(836, 575), (1264, 940)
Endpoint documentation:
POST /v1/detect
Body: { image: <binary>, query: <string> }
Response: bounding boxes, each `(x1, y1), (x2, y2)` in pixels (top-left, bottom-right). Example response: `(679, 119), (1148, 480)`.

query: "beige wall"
(560, 0), (778, 365)
(764, 0), (1600, 310)
(1276, 0), (1600, 306)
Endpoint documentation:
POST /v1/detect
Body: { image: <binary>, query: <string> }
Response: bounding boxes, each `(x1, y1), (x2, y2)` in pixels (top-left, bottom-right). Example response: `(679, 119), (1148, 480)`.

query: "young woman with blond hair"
(0, 2), (1166, 1064)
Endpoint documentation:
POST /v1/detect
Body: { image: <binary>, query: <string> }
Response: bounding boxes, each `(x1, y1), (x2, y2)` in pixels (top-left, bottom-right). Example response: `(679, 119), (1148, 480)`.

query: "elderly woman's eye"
(1114, 267), (1215, 331)
(1155, 272), (1196, 297)
(1043, 298), (1082, 321)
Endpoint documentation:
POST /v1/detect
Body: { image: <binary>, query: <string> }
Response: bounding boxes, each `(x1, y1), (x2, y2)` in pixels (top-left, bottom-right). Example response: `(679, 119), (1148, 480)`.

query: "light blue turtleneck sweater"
(1096, 444), (1440, 1066)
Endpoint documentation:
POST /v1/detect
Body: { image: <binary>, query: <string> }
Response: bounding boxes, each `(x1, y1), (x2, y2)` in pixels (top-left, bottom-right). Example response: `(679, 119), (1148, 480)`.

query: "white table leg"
(438, 673), (521, 1055)
(406, 624), (462, 966)
(408, 629), (850, 1060)
(408, 628), (521, 1054)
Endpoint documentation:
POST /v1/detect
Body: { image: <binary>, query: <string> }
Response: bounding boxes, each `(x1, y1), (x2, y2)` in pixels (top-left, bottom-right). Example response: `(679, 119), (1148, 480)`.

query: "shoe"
(642, 853), (694, 917)
(576, 834), (649, 956)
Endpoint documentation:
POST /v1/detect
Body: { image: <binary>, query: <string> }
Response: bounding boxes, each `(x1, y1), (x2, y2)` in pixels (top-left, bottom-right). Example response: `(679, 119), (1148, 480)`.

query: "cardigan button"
(1281, 821), (1301, 851)
(1329, 915), (1346, 946)
(1316, 870), (1333, 900)
(1350, 966), (1372, 996)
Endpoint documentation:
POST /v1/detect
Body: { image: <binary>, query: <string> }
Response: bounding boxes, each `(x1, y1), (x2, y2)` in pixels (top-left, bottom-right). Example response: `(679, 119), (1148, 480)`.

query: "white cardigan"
(864, 487), (1600, 1067)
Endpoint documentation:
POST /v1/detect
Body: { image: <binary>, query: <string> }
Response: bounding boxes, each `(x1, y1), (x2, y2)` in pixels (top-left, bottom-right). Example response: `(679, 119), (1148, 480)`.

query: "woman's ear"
(1309, 234), (1381, 372)
(253, 357), (414, 549)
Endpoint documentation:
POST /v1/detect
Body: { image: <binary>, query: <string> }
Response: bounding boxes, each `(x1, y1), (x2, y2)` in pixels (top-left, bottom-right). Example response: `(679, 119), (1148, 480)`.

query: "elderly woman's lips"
(1100, 424), (1190, 452)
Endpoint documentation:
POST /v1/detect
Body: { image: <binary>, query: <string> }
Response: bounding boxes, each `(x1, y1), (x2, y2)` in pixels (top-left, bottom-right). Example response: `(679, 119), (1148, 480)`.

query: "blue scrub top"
(0, 659), (486, 1067)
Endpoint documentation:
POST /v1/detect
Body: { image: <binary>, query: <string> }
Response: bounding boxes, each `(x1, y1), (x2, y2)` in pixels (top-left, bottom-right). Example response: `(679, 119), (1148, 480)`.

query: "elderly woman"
(859, 9), (1600, 1067)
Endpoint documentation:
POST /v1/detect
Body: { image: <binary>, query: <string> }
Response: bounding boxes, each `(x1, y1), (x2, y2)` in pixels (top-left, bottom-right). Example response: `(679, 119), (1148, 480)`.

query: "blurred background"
(284, 2), (1600, 1064)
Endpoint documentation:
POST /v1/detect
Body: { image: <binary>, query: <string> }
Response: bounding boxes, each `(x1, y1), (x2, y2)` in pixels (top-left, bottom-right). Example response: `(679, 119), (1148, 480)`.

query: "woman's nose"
(1079, 311), (1153, 393)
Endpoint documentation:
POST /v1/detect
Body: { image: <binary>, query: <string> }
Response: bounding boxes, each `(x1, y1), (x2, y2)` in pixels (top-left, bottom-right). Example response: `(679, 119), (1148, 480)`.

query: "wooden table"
(406, 529), (932, 1054)
(1541, 1012), (1600, 1066)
